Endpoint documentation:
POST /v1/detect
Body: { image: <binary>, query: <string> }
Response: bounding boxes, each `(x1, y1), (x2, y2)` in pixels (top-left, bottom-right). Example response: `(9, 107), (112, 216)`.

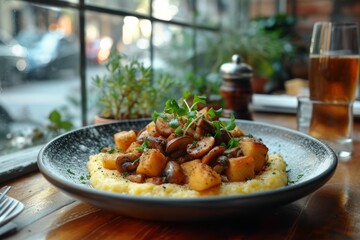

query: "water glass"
(304, 22), (360, 160)
(297, 97), (353, 160)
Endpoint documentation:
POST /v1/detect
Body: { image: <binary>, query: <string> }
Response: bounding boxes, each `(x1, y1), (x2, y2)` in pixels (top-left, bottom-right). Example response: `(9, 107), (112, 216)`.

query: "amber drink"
(306, 22), (360, 159)
(309, 55), (359, 141)
(309, 55), (359, 102)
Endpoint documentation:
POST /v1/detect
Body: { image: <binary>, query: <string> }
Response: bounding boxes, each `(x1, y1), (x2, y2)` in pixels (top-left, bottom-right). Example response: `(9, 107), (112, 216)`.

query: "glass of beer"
(308, 22), (360, 159)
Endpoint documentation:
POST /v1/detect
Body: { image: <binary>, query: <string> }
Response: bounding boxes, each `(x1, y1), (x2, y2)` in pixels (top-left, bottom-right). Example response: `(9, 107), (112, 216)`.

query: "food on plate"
(87, 95), (288, 197)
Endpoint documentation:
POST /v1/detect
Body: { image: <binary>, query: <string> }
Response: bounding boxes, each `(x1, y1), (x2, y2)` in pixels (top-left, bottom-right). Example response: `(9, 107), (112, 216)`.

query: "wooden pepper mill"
(220, 54), (253, 120)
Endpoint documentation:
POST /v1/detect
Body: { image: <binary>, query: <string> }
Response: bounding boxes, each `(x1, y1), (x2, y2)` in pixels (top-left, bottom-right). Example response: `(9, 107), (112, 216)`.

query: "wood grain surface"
(2, 112), (360, 240)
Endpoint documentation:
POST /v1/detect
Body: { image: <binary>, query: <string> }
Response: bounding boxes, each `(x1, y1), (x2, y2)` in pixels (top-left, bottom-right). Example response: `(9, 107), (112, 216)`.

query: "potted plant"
(180, 71), (223, 110)
(93, 52), (171, 123)
(198, 14), (296, 93)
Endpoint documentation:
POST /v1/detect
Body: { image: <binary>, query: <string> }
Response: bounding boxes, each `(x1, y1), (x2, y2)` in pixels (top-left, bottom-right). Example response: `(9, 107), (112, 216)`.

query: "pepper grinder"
(220, 54), (253, 120)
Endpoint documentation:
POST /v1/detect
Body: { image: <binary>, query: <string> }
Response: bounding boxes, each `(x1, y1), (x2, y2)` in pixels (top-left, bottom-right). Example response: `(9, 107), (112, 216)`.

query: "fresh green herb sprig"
(227, 137), (239, 149)
(107, 148), (122, 154)
(152, 94), (238, 148)
(135, 139), (150, 151)
(212, 114), (236, 138)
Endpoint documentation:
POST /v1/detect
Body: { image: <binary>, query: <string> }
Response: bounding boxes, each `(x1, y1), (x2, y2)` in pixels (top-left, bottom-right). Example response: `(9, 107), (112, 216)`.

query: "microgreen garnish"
(132, 159), (140, 165)
(227, 137), (239, 149)
(169, 118), (180, 129)
(135, 139), (150, 151)
(107, 148), (115, 154)
(175, 126), (183, 136)
(187, 110), (197, 119)
(152, 111), (160, 122)
(225, 115), (236, 131)
(182, 113), (203, 136)
(152, 94), (238, 147)
(152, 111), (168, 122)
(212, 121), (222, 138)
(212, 114), (235, 135)
(208, 107), (222, 119)
(164, 99), (187, 116)
(188, 95), (206, 111)
(107, 148), (122, 154)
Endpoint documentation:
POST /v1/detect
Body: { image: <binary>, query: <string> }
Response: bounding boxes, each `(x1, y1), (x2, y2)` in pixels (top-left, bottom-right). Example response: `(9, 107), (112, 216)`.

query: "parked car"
(25, 31), (80, 79)
(16, 29), (45, 49)
(0, 31), (27, 87)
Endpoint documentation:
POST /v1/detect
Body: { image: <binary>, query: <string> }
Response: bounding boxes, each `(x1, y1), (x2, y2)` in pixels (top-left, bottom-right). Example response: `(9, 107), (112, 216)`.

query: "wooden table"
(2, 112), (360, 239)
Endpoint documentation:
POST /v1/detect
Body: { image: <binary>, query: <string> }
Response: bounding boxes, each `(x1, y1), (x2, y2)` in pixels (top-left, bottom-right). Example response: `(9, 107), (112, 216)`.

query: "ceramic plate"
(37, 119), (337, 221)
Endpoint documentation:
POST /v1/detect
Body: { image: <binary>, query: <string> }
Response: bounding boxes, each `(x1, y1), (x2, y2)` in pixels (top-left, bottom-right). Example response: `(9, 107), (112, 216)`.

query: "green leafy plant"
(46, 110), (73, 134)
(152, 93), (238, 148)
(181, 72), (222, 102)
(93, 52), (172, 120)
(197, 14), (296, 92)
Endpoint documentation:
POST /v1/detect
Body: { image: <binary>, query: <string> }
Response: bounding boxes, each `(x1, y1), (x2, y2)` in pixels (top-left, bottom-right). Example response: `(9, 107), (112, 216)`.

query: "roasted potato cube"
(114, 130), (137, 151)
(188, 163), (221, 191)
(225, 155), (255, 182)
(181, 159), (201, 178)
(102, 152), (123, 170)
(136, 149), (167, 177)
(146, 121), (159, 137)
(239, 137), (268, 172)
(126, 141), (142, 153)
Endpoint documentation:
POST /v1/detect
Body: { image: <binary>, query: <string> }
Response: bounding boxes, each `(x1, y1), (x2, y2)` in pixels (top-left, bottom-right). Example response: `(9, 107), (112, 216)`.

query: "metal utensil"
(0, 197), (19, 225)
(0, 186), (11, 203)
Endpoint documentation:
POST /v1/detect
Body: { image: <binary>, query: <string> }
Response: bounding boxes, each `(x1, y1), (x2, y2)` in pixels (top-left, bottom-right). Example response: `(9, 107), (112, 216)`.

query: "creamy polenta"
(87, 153), (288, 198)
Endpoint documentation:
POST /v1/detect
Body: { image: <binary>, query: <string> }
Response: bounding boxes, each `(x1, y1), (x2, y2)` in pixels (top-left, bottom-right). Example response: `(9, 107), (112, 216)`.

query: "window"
(0, 0), (224, 180)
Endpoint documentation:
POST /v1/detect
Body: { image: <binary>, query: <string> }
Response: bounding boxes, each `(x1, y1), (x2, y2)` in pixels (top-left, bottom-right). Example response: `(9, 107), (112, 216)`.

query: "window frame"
(0, 0), (220, 182)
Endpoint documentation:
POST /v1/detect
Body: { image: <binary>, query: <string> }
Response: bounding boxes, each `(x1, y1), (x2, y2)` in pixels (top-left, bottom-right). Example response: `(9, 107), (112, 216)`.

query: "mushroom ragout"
(93, 95), (283, 192)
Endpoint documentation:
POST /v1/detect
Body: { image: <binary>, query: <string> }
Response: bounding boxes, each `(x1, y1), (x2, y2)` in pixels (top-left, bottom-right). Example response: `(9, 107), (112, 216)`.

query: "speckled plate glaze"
(37, 119), (337, 221)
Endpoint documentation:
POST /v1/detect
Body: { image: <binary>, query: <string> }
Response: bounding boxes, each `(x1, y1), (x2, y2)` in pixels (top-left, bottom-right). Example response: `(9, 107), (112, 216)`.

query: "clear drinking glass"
(297, 96), (353, 160)
(307, 22), (360, 159)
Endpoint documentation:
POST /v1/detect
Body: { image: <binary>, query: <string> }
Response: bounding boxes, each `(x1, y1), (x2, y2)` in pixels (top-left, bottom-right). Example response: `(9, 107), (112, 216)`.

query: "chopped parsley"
(67, 169), (75, 175)
(288, 173), (304, 184)
(107, 148), (122, 154)
(135, 139), (150, 151)
(80, 174), (91, 181)
(132, 159), (140, 165)
(79, 174), (91, 184)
